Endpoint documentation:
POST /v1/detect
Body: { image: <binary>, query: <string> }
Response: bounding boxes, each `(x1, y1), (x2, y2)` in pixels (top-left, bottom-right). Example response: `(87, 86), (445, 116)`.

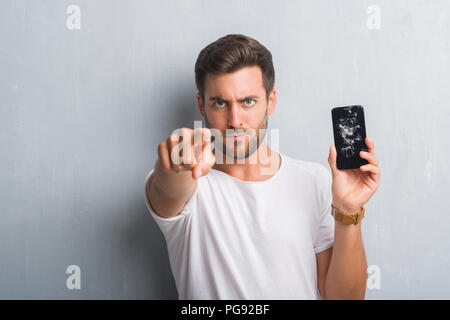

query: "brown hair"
(194, 34), (275, 103)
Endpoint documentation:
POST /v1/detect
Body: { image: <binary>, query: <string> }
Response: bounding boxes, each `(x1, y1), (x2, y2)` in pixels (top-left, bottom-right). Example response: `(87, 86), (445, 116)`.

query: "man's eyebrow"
(209, 95), (260, 103)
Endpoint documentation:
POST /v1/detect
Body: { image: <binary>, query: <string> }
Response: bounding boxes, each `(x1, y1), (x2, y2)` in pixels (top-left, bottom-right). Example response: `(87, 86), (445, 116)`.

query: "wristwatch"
(331, 204), (365, 225)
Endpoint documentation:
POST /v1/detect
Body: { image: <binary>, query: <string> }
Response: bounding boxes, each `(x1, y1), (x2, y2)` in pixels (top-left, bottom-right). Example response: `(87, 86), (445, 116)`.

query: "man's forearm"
(324, 220), (368, 299)
(150, 158), (197, 200)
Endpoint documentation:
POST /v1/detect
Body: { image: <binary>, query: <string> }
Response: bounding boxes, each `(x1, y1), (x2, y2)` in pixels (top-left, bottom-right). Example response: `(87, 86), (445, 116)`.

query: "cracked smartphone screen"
(331, 105), (369, 170)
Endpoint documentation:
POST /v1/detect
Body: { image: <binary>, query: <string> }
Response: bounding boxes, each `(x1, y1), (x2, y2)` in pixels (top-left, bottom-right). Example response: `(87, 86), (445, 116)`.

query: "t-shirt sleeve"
(144, 168), (197, 239)
(313, 164), (335, 254)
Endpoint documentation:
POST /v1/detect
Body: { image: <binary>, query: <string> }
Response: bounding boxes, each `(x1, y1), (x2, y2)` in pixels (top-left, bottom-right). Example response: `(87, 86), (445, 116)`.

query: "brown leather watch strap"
(331, 204), (365, 225)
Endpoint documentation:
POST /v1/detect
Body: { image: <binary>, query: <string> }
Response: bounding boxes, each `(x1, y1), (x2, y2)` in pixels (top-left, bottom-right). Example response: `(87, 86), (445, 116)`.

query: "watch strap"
(331, 204), (365, 225)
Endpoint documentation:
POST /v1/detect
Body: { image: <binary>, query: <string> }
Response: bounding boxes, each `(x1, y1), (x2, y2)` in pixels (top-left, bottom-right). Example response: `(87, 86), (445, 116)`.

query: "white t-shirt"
(144, 152), (335, 300)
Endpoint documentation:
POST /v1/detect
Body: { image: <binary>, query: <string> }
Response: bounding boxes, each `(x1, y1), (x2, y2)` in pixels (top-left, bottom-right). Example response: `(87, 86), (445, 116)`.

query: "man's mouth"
(226, 134), (247, 141)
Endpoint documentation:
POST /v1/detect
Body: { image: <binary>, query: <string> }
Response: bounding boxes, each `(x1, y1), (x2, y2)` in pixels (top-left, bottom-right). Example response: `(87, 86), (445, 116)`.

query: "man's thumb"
(328, 145), (338, 175)
(192, 163), (203, 180)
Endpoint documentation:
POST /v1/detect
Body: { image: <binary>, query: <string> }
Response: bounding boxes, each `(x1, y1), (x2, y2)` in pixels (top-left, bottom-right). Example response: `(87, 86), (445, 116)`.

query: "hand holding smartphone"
(331, 105), (369, 170)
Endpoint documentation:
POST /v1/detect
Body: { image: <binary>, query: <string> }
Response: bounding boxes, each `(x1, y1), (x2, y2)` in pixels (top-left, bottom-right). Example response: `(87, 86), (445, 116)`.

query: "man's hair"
(194, 34), (275, 103)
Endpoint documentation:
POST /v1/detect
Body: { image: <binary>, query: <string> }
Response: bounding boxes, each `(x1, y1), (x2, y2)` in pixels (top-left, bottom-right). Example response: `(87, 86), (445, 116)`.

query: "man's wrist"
(331, 203), (365, 226)
(331, 203), (362, 215)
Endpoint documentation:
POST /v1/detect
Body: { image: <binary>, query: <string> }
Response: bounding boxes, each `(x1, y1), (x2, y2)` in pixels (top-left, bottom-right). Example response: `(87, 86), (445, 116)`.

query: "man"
(144, 34), (380, 299)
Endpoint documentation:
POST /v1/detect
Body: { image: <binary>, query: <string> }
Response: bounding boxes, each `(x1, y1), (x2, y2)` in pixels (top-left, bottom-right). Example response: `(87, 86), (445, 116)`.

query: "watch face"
(331, 206), (363, 225)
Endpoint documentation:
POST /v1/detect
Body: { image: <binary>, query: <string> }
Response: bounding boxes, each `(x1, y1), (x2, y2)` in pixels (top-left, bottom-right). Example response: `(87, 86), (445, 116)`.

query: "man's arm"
(146, 128), (215, 219)
(319, 137), (379, 299)
(316, 246), (332, 299)
(146, 157), (198, 218)
(317, 220), (368, 300)
(145, 161), (198, 218)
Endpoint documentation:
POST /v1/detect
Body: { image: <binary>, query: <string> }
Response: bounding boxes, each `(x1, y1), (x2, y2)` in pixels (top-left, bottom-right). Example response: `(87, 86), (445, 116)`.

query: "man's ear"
(267, 88), (277, 115)
(196, 92), (205, 117)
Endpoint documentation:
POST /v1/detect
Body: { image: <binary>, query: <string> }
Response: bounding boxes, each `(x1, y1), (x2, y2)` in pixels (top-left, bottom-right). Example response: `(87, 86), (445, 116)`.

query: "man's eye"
(215, 101), (226, 108)
(244, 99), (255, 107)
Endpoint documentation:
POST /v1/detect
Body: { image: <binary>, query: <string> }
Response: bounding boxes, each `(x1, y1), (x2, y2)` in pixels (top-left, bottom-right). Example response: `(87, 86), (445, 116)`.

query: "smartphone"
(331, 105), (369, 170)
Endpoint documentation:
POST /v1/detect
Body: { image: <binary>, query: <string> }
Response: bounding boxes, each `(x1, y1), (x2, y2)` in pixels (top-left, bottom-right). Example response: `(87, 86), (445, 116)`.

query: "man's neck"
(212, 141), (281, 182)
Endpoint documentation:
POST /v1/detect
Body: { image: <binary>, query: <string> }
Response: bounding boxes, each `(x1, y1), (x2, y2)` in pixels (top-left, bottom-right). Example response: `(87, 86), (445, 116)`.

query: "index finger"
(193, 128), (212, 147)
(193, 128), (212, 161)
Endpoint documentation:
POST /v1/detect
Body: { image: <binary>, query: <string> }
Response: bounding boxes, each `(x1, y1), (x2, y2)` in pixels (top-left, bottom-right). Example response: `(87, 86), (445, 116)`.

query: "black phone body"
(331, 105), (369, 170)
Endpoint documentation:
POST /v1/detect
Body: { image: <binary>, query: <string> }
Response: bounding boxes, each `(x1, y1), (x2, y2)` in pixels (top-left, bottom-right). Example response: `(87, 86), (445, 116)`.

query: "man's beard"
(204, 108), (269, 160)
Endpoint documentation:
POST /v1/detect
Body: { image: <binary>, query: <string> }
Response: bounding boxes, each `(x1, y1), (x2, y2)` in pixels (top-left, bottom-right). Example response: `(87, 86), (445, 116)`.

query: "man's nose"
(228, 103), (243, 128)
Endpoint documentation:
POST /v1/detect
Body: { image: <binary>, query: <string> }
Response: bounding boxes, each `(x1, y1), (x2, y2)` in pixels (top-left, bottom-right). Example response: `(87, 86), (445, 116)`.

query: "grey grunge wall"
(1, 0), (449, 299)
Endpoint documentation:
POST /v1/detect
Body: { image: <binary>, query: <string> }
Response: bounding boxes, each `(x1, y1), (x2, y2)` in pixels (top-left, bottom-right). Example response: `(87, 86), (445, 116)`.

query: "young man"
(144, 34), (380, 299)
